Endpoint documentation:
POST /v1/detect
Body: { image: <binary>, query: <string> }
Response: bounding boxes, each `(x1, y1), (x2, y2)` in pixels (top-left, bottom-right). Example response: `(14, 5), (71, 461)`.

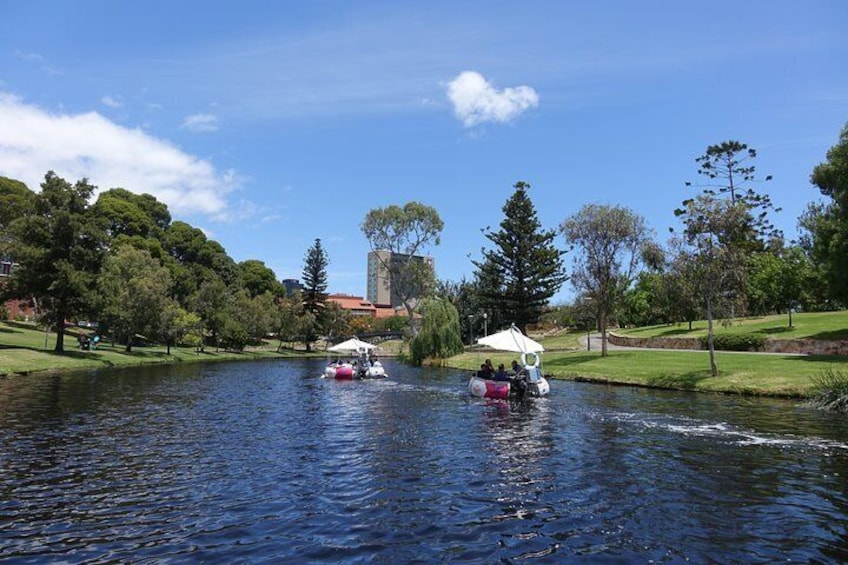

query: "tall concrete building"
(366, 250), (434, 309)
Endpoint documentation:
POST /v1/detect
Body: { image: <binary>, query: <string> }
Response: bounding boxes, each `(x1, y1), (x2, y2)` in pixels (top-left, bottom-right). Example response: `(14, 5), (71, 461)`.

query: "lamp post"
(468, 314), (474, 346)
(482, 312), (488, 337)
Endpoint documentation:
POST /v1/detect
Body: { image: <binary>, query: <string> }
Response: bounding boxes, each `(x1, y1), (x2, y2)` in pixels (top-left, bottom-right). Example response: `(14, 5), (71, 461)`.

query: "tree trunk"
(600, 311), (608, 357)
(53, 310), (65, 353)
(706, 294), (718, 376)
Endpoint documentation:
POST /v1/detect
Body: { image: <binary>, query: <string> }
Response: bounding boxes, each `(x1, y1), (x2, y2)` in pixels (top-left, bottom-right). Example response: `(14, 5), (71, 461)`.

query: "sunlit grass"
(617, 310), (848, 341)
(447, 346), (848, 398)
(0, 321), (313, 375)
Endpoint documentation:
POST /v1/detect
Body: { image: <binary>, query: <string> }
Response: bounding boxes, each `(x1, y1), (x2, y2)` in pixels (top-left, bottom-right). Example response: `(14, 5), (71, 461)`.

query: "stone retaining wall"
(607, 332), (848, 356)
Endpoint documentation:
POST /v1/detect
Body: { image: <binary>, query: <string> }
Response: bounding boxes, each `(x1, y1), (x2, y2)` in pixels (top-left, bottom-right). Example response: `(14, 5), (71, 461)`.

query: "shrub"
(808, 369), (848, 412)
(699, 333), (767, 351)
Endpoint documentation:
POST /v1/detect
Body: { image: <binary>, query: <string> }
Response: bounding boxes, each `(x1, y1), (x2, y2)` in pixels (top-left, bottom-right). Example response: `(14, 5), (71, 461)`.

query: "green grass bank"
(446, 311), (848, 398)
(0, 321), (315, 375)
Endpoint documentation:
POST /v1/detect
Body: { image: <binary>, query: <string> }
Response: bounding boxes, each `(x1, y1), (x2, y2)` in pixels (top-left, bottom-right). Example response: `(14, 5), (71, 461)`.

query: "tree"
(686, 140), (781, 246)
(677, 142), (782, 375)
(98, 246), (172, 352)
(361, 202), (443, 323)
(800, 122), (848, 305)
(561, 204), (650, 356)
(408, 298), (464, 366)
(238, 259), (282, 298)
(676, 195), (750, 375)
(0, 176), (36, 248)
(473, 181), (566, 333)
(5, 172), (106, 352)
(160, 302), (202, 354)
(94, 188), (171, 240)
(193, 276), (230, 350)
(301, 238), (329, 351)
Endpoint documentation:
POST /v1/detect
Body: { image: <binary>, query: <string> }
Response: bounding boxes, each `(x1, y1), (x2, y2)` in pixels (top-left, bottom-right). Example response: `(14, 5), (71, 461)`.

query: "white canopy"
(476, 325), (544, 354)
(328, 337), (377, 353)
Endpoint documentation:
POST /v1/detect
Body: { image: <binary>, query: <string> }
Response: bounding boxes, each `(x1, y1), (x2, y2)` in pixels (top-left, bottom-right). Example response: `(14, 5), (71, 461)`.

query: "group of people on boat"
(476, 358), (526, 382)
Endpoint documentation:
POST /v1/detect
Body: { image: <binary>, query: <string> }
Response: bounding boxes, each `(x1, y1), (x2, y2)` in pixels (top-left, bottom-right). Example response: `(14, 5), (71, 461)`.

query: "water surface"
(1, 359), (847, 563)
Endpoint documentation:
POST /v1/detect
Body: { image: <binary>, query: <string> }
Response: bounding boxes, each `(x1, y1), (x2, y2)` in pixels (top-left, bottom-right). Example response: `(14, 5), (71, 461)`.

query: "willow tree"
(561, 204), (650, 356)
(473, 181), (566, 333)
(408, 297), (464, 366)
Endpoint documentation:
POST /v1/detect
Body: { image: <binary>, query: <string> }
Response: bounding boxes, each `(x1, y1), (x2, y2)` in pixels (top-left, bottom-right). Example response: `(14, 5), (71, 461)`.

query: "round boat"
(467, 325), (550, 399)
(467, 367), (550, 400)
(325, 362), (355, 379)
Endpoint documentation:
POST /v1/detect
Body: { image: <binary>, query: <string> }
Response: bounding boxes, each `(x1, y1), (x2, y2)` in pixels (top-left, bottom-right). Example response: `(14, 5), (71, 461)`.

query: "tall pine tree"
(473, 181), (566, 333)
(301, 238), (329, 350)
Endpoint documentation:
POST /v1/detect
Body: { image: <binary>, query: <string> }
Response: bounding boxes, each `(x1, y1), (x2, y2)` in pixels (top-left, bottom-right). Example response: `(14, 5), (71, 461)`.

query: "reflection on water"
(1, 360), (848, 563)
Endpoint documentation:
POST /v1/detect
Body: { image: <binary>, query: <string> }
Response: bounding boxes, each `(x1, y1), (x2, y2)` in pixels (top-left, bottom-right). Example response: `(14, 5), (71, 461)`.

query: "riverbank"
(0, 321), (321, 376)
(4, 319), (848, 399)
(445, 341), (848, 398)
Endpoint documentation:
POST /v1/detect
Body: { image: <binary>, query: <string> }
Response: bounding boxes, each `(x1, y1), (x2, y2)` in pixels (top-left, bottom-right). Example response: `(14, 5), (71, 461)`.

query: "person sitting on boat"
(492, 363), (511, 382)
(511, 359), (522, 375)
(477, 363), (493, 379)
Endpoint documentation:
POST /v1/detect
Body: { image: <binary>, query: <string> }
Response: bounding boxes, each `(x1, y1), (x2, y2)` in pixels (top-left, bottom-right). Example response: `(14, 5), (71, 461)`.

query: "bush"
(808, 369), (848, 412)
(699, 333), (767, 351)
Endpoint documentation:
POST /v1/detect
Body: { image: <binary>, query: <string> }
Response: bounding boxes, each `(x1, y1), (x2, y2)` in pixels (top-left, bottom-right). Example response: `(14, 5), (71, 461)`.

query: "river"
(1, 359), (847, 563)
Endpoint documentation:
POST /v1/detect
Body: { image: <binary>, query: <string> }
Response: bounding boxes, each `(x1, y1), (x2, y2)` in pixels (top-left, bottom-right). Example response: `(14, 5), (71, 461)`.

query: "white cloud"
(101, 95), (122, 108)
(181, 113), (219, 132)
(0, 93), (238, 218)
(446, 71), (539, 127)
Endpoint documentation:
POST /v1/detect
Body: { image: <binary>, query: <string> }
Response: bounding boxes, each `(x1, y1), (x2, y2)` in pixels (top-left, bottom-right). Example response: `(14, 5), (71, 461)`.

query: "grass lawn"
(448, 311), (848, 398)
(617, 310), (848, 341)
(0, 321), (314, 375)
(447, 347), (848, 397)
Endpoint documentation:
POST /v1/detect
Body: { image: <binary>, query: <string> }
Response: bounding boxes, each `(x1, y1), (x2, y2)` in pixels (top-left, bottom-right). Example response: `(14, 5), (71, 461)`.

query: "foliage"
(323, 301), (352, 342)
(473, 182), (566, 333)
(239, 259), (282, 298)
(361, 201), (443, 321)
(808, 369), (848, 412)
(220, 317), (249, 351)
(301, 238), (329, 350)
(193, 276), (230, 348)
(5, 172), (107, 352)
(685, 140), (781, 247)
(408, 298), (464, 366)
(374, 315), (408, 333)
(698, 333), (766, 352)
(94, 188), (171, 240)
(98, 245), (173, 352)
(0, 176), (36, 249)
(800, 122), (848, 305)
(561, 203), (650, 356)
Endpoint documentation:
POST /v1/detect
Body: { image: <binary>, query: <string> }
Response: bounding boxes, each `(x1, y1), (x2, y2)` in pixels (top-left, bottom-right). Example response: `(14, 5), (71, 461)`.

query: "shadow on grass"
(809, 330), (848, 341)
(784, 354), (848, 365)
(645, 372), (715, 390)
(758, 326), (795, 335)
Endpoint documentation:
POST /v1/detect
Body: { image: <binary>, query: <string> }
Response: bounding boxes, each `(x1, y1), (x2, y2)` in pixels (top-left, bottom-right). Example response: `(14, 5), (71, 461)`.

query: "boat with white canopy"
(468, 325), (550, 399)
(324, 337), (386, 379)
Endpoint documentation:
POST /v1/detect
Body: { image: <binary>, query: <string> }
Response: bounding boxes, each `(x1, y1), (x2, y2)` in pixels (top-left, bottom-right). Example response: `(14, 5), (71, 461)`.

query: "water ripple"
(1, 362), (848, 563)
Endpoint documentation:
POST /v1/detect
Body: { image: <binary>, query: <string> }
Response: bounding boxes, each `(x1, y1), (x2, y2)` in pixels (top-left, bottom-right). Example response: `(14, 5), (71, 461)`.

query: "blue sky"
(1, 1), (846, 303)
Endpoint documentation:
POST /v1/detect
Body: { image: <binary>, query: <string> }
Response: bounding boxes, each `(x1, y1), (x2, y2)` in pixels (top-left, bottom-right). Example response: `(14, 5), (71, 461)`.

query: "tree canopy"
(361, 201), (443, 322)
(473, 181), (566, 333)
(561, 204), (650, 356)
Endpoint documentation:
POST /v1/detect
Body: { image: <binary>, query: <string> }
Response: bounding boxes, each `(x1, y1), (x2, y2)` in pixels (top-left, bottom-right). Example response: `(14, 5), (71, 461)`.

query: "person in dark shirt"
(493, 363), (510, 381)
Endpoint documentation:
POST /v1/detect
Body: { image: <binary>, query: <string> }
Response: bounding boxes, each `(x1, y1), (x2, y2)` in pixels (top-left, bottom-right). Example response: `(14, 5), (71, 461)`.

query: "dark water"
(2, 359), (848, 564)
